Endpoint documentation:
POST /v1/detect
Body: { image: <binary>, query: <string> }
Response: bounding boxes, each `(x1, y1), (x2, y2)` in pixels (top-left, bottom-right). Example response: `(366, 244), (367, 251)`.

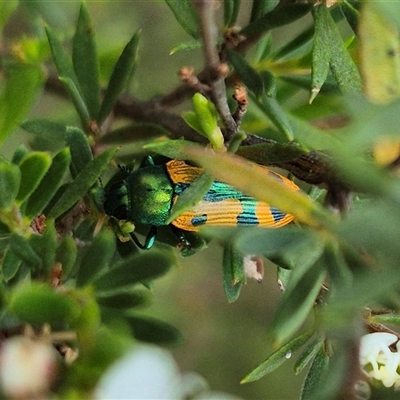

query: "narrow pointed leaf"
(294, 338), (324, 374)
(99, 30), (141, 124)
(165, 0), (200, 38)
(270, 260), (326, 345)
(241, 328), (315, 383)
(0, 64), (44, 144)
(224, 0), (241, 27)
(59, 76), (91, 127)
(310, 7), (331, 102)
(24, 148), (71, 219)
(223, 244), (244, 303)
(0, 161), (20, 209)
(300, 344), (329, 400)
(167, 171), (214, 224)
(93, 251), (172, 294)
(73, 2), (100, 119)
(226, 49), (264, 99)
(45, 24), (80, 88)
(311, 4), (361, 102)
(240, 3), (312, 37)
(260, 93), (293, 140)
(76, 228), (115, 287)
(16, 152), (52, 204)
(47, 147), (118, 219)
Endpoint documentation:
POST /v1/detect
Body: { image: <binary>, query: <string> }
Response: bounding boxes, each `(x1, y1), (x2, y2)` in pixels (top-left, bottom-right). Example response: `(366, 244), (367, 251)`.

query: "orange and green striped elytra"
(104, 156), (300, 250)
(167, 159), (298, 231)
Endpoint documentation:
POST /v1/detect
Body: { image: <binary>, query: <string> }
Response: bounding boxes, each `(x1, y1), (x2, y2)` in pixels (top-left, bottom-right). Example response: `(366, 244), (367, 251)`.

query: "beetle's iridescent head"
(125, 165), (174, 226)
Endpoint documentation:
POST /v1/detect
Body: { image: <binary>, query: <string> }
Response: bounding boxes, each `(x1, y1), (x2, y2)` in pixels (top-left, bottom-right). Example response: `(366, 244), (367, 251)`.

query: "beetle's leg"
(130, 225), (158, 250)
(170, 225), (192, 250)
(140, 156), (155, 167)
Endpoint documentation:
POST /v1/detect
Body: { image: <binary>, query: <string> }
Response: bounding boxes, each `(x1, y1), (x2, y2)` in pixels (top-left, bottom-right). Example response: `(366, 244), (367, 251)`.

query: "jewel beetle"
(104, 156), (300, 250)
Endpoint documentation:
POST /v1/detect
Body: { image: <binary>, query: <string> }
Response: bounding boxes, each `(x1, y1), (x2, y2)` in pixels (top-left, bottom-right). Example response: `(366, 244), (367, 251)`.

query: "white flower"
(359, 332), (400, 388)
(0, 336), (58, 398)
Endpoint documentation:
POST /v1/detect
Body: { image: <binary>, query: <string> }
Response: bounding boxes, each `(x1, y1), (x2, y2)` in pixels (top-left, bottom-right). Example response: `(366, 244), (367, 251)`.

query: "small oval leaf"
(16, 152), (52, 204)
(9, 283), (80, 324)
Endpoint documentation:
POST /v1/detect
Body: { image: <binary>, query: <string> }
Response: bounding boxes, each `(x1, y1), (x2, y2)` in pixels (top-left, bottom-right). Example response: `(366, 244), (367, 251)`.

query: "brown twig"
(194, 0), (237, 136)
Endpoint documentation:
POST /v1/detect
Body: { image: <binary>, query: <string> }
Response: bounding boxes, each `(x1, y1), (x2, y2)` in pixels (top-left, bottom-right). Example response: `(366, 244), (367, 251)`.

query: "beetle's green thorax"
(125, 164), (174, 226)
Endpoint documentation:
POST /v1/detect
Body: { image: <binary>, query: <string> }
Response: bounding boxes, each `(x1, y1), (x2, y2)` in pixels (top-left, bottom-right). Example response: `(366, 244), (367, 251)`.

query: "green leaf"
(2, 248), (21, 282)
(65, 126), (93, 175)
(45, 24), (80, 88)
(182, 111), (205, 135)
(169, 39), (203, 55)
(59, 76), (91, 127)
(11, 144), (29, 165)
(56, 235), (77, 278)
(358, 3), (400, 103)
(96, 290), (151, 310)
(47, 147), (117, 219)
(222, 243), (245, 303)
(310, 8), (330, 102)
(45, 25), (90, 126)
(370, 313), (400, 326)
(300, 344), (329, 400)
(0, 160), (20, 209)
(125, 314), (183, 345)
(294, 338), (325, 374)
(10, 233), (41, 269)
(167, 171), (214, 224)
(76, 227), (116, 287)
(272, 26), (314, 61)
(311, 5), (361, 102)
(241, 328), (315, 383)
(9, 282), (80, 324)
(21, 119), (66, 140)
(0, 0), (18, 31)
(270, 258), (326, 345)
(224, 0), (241, 27)
(73, 1), (100, 119)
(93, 251), (173, 294)
(29, 222), (57, 275)
(16, 152), (52, 204)
(24, 148), (71, 219)
(240, 3), (312, 37)
(226, 49), (264, 99)
(0, 64), (44, 144)
(165, 0), (200, 38)
(259, 93), (293, 140)
(235, 227), (308, 259)
(99, 30), (141, 124)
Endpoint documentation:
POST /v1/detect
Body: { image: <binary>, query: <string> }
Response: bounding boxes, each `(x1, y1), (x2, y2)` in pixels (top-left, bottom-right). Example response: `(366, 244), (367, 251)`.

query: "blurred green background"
(1, 1), (310, 398)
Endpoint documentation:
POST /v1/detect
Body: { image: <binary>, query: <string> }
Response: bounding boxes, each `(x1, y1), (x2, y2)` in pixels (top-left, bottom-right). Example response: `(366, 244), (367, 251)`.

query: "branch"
(194, 0), (237, 136)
